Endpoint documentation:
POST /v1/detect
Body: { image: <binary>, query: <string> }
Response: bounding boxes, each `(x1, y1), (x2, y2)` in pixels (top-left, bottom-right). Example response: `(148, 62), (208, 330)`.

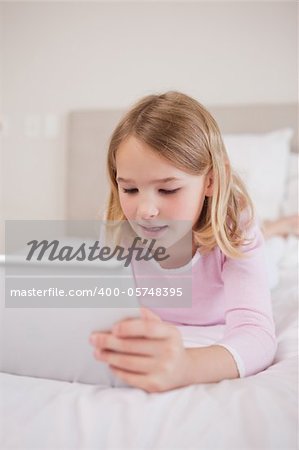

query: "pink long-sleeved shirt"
(131, 217), (277, 378)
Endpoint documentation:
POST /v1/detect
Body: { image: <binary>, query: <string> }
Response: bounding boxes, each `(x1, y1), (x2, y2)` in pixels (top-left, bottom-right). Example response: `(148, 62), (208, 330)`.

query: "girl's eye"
(122, 188), (138, 194)
(121, 188), (180, 195)
(159, 189), (180, 195)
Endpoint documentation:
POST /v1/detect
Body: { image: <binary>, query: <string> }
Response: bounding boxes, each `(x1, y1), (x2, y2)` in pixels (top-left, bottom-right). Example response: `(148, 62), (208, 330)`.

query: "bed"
(1, 103), (298, 449)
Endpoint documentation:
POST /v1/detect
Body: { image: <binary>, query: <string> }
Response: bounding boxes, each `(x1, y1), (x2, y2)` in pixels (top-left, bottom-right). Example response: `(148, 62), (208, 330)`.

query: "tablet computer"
(0, 257), (141, 387)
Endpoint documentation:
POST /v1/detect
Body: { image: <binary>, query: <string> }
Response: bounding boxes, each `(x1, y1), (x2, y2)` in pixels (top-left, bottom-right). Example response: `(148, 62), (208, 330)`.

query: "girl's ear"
(204, 170), (214, 197)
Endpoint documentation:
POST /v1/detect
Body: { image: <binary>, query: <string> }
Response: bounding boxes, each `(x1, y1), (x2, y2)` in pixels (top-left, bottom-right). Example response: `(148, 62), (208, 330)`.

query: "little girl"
(89, 91), (277, 393)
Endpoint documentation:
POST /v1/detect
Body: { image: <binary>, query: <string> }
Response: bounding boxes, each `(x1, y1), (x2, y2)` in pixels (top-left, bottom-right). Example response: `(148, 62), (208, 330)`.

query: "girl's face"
(115, 135), (213, 250)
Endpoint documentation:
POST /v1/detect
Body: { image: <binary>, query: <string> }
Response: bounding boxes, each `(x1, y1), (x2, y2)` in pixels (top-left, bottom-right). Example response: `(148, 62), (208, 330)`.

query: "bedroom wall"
(0, 3), (4, 247)
(0, 1), (297, 252)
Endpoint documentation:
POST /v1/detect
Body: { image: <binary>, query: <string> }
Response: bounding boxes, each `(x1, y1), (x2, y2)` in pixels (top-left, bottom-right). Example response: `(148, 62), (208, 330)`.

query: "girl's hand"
(89, 307), (192, 393)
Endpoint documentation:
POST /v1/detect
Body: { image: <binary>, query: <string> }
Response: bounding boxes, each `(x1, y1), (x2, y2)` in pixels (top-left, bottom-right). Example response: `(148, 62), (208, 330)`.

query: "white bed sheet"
(0, 237), (298, 450)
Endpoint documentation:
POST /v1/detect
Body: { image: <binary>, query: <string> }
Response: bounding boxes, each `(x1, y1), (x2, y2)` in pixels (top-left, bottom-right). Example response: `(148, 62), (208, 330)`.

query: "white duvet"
(0, 237), (298, 450)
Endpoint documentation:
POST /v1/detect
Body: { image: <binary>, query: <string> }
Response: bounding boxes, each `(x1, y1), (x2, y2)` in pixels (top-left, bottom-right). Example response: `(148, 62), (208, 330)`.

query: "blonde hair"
(106, 91), (255, 259)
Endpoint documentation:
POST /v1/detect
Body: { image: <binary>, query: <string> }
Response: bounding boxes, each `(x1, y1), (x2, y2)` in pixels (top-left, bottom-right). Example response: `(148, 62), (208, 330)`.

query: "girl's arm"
(185, 345), (239, 384)
(262, 214), (299, 239)
(213, 217), (277, 378)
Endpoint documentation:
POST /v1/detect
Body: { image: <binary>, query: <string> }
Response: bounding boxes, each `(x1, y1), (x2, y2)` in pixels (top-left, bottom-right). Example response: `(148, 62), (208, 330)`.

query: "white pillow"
(222, 128), (294, 221)
(264, 236), (286, 290)
(281, 152), (298, 217)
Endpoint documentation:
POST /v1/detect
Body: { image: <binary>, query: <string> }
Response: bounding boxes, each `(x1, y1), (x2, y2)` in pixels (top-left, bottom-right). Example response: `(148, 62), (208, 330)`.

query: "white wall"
(0, 3), (4, 246)
(1, 2), (297, 229)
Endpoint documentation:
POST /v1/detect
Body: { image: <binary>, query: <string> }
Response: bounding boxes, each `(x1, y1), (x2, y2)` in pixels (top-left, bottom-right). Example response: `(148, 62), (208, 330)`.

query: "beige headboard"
(67, 103), (297, 221)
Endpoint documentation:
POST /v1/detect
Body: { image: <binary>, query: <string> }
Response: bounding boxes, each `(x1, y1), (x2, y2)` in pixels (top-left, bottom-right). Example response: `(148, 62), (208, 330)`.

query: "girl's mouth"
(138, 224), (168, 237)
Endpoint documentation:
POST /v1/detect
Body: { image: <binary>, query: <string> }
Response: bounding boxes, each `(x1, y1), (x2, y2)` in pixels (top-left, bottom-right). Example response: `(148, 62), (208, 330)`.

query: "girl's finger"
(91, 333), (161, 356)
(95, 350), (153, 374)
(109, 365), (154, 391)
(112, 318), (174, 339)
(109, 366), (165, 393)
(140, 307), (162, 322)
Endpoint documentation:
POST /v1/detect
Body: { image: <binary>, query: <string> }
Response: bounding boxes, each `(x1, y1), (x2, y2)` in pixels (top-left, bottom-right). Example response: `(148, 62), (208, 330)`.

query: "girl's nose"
(137, 202), (159, 220)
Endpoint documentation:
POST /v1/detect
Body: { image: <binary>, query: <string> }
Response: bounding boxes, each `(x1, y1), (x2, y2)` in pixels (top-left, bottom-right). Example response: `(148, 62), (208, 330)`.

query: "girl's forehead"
(115, 135), (206, 183)
(117, 136), (159, 158)
(116, 136), (177, 171)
